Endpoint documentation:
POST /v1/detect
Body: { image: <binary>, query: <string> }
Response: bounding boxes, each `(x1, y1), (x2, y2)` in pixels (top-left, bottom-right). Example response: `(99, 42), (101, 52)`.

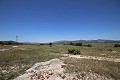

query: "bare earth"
(68, 55), (120, 62)
(14, 58), (114, 80)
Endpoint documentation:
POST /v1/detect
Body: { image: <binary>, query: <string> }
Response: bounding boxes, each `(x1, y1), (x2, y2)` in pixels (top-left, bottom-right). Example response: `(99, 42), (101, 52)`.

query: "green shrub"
(87, 44), (92, 47)
(75, 43), (82, 46)
(69, 42), (73, 45)
(68, 48), (81, 55)
(114, 44), (120, 47)
(69, 42), (82, 46)
(83, 44), (92, 47)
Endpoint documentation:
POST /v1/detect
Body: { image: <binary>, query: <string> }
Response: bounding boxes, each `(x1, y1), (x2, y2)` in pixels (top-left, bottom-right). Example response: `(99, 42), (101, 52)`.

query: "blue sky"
(0, 0), (120, 42)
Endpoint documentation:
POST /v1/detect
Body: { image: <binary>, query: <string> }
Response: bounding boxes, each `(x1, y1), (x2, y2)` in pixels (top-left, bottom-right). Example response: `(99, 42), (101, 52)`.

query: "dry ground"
(63, 54), (120, 62)
(0, 44), (120, 80)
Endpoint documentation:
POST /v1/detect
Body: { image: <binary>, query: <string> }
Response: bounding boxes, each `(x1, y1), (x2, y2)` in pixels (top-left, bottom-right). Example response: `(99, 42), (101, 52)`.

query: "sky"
(0, 0), (120, 42)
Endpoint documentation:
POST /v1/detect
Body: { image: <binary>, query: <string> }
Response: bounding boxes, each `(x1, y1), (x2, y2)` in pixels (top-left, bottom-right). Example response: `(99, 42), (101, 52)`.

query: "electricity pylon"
(16, 36), (18, 42)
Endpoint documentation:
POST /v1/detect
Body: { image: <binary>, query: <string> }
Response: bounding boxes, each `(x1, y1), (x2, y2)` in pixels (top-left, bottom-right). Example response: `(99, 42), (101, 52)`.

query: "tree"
(8, 41), (12, 45)
(0, 41), (4, 46)
(0, 41), (2, 44)
(49, 43), (52, 47)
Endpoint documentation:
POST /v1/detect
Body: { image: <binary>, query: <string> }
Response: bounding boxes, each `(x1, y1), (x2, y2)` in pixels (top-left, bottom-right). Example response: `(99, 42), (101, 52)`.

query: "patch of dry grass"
(0, 45), (62, 80)
(63, 57), (120, 79)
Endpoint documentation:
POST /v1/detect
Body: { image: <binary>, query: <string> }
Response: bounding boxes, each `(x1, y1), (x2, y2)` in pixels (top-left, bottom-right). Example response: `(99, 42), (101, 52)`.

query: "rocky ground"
(14, 58), (114, 80)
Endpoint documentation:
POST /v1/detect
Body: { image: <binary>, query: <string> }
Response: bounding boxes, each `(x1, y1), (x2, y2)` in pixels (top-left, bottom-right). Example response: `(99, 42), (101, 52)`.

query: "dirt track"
(63, 54), (120, 62)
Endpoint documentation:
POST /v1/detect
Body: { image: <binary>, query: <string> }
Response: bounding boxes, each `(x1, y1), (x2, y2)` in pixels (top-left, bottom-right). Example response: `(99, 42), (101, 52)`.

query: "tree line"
(0, 41), (22, 45)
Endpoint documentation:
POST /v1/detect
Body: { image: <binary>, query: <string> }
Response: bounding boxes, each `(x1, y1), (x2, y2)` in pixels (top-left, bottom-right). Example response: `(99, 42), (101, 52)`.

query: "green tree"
(49, 43), (52, 47)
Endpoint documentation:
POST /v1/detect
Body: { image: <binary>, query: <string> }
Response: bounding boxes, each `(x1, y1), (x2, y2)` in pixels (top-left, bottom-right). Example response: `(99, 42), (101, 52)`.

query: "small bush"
(87, 44), (92, 47)
(68, 48), (81, 55)
(75, 43), (82, 46)
(114, 44), (120, 47)
(69, 42), (82, 46)
(69, 42), (73, 45)
(83, 44), (92, 47)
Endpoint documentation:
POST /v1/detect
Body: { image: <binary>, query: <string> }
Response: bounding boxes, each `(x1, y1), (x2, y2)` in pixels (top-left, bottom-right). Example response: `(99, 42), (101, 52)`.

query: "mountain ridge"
(53, 39), (120, 44)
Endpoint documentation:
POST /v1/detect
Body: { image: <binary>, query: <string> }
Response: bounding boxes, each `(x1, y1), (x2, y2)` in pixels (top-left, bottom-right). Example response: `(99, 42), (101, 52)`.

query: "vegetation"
(0, 41), (22, 45)
(83, 44), (92, 47)
(69, 42), (73, 45)
(68, 47), (81, 55)
(114, 44), (120, 47)
(69, 42), (82, 46)
(75, 43), (82, 46)
(0, 43), (120, 79)
(0, 45), (62, 80)
(63, 58), (120, 79)
(49, 43), (52, 47)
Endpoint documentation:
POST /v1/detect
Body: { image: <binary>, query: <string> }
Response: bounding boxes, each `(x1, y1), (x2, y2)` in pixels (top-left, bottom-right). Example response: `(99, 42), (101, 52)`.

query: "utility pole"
(16, 36), (18, 42)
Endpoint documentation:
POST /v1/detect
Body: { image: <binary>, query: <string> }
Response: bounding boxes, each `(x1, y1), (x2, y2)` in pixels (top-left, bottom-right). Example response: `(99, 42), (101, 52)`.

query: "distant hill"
(53, 39), (120, 44)
(1, 39), (120, 45)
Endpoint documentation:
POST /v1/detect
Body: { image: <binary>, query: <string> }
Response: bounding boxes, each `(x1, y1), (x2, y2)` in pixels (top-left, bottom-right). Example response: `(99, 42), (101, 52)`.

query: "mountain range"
(53, 39), (120, 44)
